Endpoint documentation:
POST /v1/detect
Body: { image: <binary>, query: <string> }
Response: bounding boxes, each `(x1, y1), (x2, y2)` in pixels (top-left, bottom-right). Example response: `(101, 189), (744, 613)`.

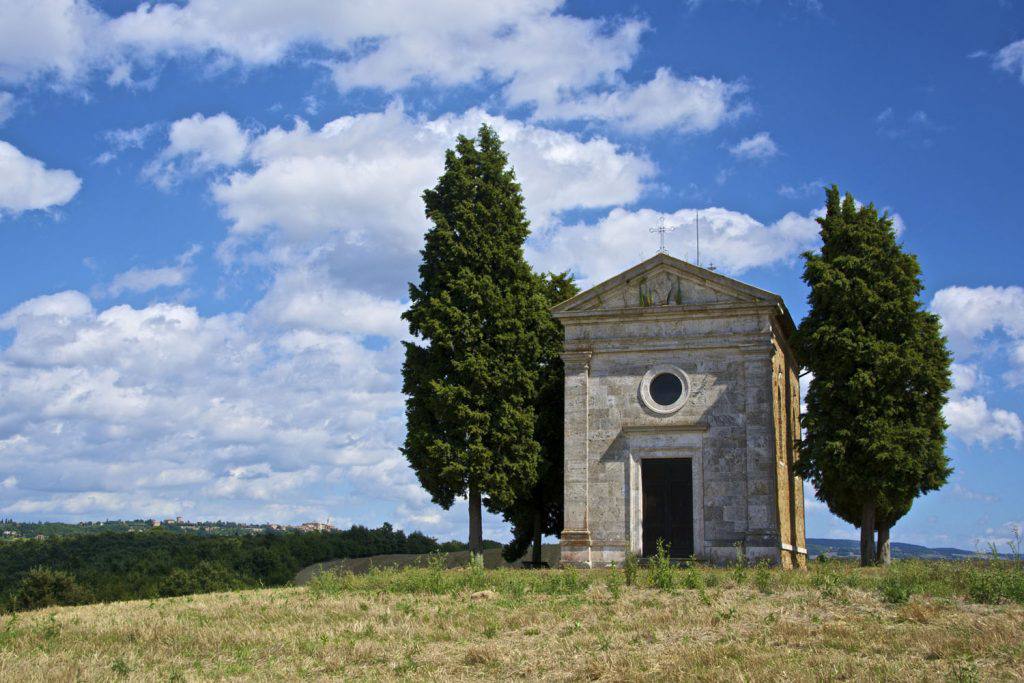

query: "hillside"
(2, 561), (1023, 681)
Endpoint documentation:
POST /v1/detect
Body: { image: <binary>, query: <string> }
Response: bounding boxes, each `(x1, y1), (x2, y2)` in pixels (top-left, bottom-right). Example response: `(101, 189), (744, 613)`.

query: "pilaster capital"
(561, 350), (592, 372)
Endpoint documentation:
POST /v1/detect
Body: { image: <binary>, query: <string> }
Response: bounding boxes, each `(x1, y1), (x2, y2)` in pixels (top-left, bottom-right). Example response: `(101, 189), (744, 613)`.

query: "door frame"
(623, 425), (706, 558)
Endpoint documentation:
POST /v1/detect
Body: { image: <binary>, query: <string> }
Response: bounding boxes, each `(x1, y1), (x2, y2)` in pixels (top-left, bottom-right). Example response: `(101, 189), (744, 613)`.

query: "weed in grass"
(623, 551), (640, 586)
(681, 562), (706, 590)
(605, 568), (624, 599)
(948, 658), (980, 683)
(0, 615), (19, 649)
(307, 569), (350, 598)
(732, 542), (748, 585)
(110, 657), (131, 678)
(648, 539), (675, 591)
(753, 560), (773, 595)
(482, 622), (498, 638)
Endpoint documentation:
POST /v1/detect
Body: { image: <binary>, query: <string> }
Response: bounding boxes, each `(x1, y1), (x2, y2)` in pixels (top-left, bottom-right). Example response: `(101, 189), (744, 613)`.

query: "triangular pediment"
(552, 253), (781, 314)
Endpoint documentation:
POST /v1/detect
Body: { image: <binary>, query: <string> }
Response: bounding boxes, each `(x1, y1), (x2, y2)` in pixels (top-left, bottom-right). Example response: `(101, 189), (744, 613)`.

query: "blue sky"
(0, 0), (1021, 550)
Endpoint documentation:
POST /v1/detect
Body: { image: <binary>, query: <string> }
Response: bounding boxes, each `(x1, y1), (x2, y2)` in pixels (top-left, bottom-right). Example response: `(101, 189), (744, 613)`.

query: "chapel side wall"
(770, 325), (807, 569)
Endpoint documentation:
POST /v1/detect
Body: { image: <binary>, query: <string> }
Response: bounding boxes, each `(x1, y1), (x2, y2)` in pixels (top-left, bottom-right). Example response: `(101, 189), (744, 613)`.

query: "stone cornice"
(553, 300), (778, 324)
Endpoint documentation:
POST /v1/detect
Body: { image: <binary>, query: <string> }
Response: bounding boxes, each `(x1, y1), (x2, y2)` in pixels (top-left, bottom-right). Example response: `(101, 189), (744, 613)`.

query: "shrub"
(157, 561), (245, 597)
(879, 573), (912, 604)
(11, 567), (92, 610)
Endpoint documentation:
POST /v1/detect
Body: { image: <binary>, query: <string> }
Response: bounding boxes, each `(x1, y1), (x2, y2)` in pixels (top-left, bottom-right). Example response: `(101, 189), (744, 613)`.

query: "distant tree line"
(0, 524), (495, 611)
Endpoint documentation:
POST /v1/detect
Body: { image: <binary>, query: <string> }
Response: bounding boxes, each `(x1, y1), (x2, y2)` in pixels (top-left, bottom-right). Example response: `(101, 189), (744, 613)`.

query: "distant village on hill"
(0, 517), (337, 540)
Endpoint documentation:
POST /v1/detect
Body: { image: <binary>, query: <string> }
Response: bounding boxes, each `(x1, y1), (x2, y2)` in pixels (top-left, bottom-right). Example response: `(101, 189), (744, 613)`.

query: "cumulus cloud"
(0, 0), (110, 85)
(0, 2), (745, 134)
(200, 103), (654, 296)
(145, 112), (250, 187)
(533, 68), (748, 134)
(944, 395), (1023, 447)
(931, 286), (1024, 354)
(729, 131), (778, 160)
(932, 288), (1024, 447)
(528, 206), (821, 287)
(107, 245), (201, 297)
(994, 39), (1024, 83)
(0, 287), (419, 524)
(0, 140), (82, 215)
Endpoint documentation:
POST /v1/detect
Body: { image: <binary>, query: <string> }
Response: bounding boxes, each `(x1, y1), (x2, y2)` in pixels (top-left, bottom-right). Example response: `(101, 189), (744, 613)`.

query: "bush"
(11, 567), (92, 610)
(879, 573), (912, 604)
(157, 561), (246, 597)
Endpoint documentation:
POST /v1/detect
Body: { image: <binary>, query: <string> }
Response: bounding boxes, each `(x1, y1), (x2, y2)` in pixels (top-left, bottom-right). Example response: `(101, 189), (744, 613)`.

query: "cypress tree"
(794, 186), (953, 566)
(402, 125), (547, 553)
(498, 272), (579, 565)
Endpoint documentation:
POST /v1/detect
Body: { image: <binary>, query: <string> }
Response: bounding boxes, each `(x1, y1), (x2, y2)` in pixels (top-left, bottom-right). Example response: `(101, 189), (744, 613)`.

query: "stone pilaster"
(560, 350), (592, 566)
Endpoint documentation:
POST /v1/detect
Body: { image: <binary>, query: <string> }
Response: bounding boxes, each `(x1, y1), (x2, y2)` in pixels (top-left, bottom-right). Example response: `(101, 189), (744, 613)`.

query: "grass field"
(1, 557), (1023, 681)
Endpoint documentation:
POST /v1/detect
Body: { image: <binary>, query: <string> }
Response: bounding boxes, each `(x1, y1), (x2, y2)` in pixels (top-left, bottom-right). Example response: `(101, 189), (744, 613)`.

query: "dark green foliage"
(500, 271), (580, 563)
(0, 524), (475, 611)
(157, 561), (247, 597)
(794, 185), (953, 561)
(878, 573), (912, 604)
(402, 125), (551, 549)
(11, 567), (93, 610)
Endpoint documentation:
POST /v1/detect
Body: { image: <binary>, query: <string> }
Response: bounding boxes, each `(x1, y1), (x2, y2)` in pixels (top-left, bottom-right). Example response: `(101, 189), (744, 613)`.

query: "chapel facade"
(554, 253), (807, 568)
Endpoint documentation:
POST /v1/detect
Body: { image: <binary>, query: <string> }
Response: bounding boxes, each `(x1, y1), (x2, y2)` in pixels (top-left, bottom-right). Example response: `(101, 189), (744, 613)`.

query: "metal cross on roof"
(649, 217), (676, 254)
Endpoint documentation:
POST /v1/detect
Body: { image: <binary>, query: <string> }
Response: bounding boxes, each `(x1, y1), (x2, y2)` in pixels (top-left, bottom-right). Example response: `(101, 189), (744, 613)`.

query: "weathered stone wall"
(560, 303), (783, 566)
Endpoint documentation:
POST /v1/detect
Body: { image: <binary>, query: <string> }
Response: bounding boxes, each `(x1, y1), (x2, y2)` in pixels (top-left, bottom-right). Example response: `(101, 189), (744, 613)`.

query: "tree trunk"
(468, 483), (483, 555)
(876, 524), (892, 565)
(531, 507), (544, 565)
(860, 501), (876, 567)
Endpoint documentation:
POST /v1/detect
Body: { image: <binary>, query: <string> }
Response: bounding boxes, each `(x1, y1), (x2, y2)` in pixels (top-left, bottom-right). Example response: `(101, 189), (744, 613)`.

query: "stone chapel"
(553, 253), (807, 568)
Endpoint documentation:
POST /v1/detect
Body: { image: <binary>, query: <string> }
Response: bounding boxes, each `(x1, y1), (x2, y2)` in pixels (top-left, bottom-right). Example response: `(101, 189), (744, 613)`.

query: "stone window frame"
(639, 364), (691, 415)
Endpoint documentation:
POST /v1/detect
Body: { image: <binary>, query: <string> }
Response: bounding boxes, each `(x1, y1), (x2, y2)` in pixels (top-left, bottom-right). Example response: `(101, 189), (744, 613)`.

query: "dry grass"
(1, 563), (1023, 682)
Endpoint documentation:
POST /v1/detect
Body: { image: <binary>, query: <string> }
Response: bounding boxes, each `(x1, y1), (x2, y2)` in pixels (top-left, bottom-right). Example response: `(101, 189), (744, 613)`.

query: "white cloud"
(931, 286), (1024, 354)
(931, 288), (1024, 447)
(994, 39), (1024, 83)
(533, 68), (748, 134)
(729, 131), (778, 160)
(0, 0), (110, 85)
(0, 2), (744, 134)
(0, 140), (82, 215)
(528, 206), (821, 286)
(253, 265), (408, 339)
(0, 287), (418, 524)
(107, 245), (201, 297)
(944, 394), (1024, 447)
(95, 122), (160, 163)
(205, 103), (653, 294)
(146, 113), (250, 187)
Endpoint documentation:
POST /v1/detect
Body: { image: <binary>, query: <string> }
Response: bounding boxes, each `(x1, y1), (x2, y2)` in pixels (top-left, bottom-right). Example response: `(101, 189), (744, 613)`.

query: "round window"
(649, 372), (683, 406)
(639, 365), (690, 414)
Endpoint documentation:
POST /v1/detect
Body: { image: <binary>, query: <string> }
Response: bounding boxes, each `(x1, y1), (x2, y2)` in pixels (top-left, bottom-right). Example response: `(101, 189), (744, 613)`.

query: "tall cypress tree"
(794, 186), (952, 566)
(498, 272), (579, 565)
(402, 125), (547, 553)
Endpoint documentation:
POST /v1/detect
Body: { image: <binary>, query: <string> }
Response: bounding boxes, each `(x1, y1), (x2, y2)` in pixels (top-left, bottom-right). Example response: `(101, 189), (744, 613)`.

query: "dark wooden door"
(641, 458), (694, 558)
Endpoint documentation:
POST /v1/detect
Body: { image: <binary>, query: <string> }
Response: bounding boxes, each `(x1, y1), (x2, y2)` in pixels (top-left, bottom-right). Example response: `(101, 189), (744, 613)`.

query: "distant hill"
(294, 538), (999, 582)
(806, 538), (991, 560)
